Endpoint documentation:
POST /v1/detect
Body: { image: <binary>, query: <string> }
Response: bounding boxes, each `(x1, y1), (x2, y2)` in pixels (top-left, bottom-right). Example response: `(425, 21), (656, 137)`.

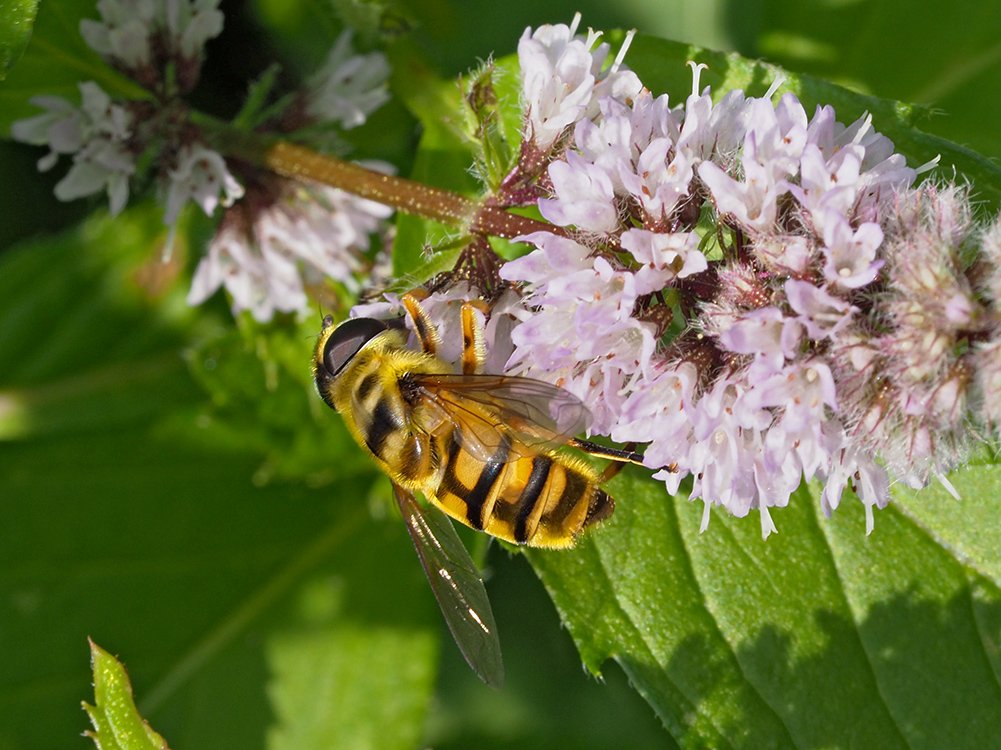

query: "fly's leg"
(565, 438), (678, 482)
(400, 291), (492, 374)
(401, 291), (492, 376)
(460, 301), (490, 375)
(401, 290), (442, 356)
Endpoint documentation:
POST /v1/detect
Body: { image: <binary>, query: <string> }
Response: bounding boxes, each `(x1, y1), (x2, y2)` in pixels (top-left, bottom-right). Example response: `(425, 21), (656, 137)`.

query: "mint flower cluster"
(12, 1), (393, 322)
(402, 18), (1001, 535)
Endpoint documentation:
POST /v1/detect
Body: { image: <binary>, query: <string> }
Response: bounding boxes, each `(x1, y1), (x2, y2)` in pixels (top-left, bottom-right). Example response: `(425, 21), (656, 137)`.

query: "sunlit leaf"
(528, 467), (1001, 748)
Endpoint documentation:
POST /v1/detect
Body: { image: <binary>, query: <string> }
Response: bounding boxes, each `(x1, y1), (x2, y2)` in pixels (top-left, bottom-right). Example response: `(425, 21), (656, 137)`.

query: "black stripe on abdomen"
(439, 434), (464, 496)
(514, 456), (552, 543)
(465, 436), (510, 530)
(365, 398), (400, 458)
(551, 470), (586, 526)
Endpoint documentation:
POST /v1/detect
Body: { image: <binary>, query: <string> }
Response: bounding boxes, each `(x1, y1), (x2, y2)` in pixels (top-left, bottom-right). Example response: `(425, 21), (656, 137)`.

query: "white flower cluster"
(477, 19), (991, 536)
(518, 12), (643, 152)
(79, 0), (223, 86)
(13, 0), (236, 230)
(12, 3), (394, 321)
(306, 32), (392, 130)
(12, 82), (135, 216)
(189, 176), (393, 321)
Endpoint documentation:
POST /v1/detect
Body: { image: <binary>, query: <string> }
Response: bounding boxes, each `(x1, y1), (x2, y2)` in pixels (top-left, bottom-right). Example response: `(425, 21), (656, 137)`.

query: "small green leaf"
(461, 59), (520, 190)
(386, 41), (483, 275)
(0, 0), (38, 79)
(231, 63), (285, 129)
(84, 640), (170, 750)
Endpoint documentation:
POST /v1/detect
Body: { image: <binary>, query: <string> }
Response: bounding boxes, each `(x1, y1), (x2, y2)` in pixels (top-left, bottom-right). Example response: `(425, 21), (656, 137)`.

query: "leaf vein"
(585, 538), (732, 748)
(889, 499), (999, 588)
(966, 575), (1001, 699)
(809, 500), (912, 747)
(669, 498), (799, 748)
(138, 507), (367, 715)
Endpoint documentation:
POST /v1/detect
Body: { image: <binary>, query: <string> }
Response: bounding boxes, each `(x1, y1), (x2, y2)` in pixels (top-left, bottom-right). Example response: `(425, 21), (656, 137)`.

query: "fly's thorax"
(327, 333), (450, 485)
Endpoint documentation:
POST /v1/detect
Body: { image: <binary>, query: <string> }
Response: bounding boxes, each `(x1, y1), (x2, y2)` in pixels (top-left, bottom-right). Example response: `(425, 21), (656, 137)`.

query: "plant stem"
(261, 141), (560, 240)
(201, 112), (565, 239)
(264, 141), (476, 226)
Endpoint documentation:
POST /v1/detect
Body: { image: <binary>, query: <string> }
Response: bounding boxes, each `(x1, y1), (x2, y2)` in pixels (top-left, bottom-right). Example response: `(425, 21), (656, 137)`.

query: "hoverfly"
(312, 291), (644, 686)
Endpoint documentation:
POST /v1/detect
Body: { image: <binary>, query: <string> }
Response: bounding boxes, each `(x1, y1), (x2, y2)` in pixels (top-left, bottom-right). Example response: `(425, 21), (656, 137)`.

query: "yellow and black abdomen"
(427, 432), (613, 549)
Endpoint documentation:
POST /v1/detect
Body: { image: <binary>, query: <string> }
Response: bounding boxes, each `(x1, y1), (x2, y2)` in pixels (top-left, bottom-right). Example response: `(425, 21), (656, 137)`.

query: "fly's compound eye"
(321, 318), (389, 377)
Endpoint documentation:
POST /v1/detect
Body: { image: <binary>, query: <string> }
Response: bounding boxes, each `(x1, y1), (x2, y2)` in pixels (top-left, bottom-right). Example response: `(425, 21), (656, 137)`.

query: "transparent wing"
(411, 373), (592, 462)
(393, 484), (504, 688)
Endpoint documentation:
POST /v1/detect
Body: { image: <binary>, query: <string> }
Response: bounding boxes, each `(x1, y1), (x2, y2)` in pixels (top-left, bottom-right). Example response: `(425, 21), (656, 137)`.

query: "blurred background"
(1, 0), (998, 748)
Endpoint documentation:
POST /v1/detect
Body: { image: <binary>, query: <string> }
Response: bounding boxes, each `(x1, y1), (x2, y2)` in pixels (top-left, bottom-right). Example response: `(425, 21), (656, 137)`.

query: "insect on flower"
(311, 290), (647, 685)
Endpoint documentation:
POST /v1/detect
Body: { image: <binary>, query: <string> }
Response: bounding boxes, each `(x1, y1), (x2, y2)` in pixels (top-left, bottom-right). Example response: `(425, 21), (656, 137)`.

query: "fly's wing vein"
(412, 373), (591, 462)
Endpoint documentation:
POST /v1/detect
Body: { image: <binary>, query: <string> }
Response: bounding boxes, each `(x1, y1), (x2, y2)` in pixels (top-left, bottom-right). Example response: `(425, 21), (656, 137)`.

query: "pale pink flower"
(163, 143), (244, 227)
(518, 14), (642, 151)
(619, 229), (708, 294)
(80, 0), (157, 69)
(306, 31), (391, 129)
(80, 0), (222, 91)
(821, 214), (885, 288)
(11, 82), (135, 216)
(539, 152), (619, 232)
(189, 177), (393, 321)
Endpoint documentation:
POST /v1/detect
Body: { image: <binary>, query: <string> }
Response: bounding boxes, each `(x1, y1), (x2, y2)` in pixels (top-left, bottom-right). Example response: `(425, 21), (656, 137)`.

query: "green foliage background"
(1, 1), (1000, 749)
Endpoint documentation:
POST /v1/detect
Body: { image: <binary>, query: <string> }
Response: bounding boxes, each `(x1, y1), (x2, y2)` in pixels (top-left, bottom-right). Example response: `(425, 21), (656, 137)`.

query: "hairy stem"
(264, 141), (477, 226)
(208, 119), (560, 240)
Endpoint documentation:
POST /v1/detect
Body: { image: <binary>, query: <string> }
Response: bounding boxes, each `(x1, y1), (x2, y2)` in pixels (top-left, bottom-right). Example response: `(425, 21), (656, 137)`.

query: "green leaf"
(0, 212), (441, 749)
(387, 43), (482, 276)
(527, 473), (796, 748)
(526, 466), (1001, 749)
(0, 202), (669, 747)
(749, 0), (1001, 165)
(84, 641), (170, 750)
(371, 30), (1001, 748)
(0, 0), (142, 135)
(267, 624), (437, 750)
(0, 0), (38, 80)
